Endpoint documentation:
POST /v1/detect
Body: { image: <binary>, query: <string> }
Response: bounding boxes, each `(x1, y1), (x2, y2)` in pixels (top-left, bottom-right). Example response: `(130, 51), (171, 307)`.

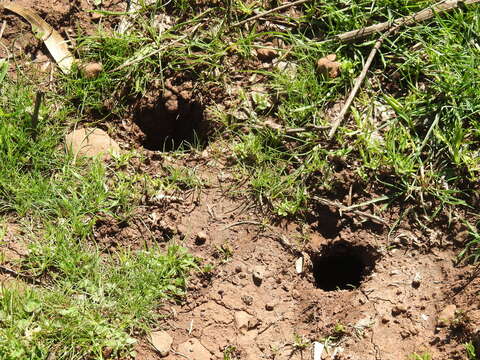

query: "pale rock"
(80, 62), (103, 79)
(150, 330), (173, 357)
(313, 341), (324, 360)
(234, 311), (253, 334)
(65, 128), (120, 161)
(252, 265), (265, 286)
(295, 257), (303, 274)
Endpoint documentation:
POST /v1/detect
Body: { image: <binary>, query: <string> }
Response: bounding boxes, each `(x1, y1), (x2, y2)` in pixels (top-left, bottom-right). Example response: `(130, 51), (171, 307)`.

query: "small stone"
(241, 295), (253, 306)
(381, 317), (390, 324)
(235, 264), (243, 273)
(412, 273), (422, 288)
(252, 265), (265, 286)
(265, 302), (275, 311)
(235, 311), (253, 333)
(313, 341), (324, 360)
(295, 257), (304, 274)
(65, 128), (120, 161)
(437, 304), (457, 327)
(177, 338), (211, 360)
(256, 48), (277, 62)
(248, 317), (260, 330)
(391, 305), (407, 317)
(195, 231), (208, 245)
(80, 62), (103, 79)
(150, 331), (173, 357)
(316, 54), (341, 79)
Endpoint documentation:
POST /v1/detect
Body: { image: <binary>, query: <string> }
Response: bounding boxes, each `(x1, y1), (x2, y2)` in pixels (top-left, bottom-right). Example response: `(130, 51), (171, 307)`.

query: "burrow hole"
(133, 90), (205, 151)
(311, 242), (379, 291)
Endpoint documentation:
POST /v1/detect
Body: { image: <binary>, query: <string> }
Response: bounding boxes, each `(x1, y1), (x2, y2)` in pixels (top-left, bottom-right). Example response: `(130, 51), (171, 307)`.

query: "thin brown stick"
(313, 196), (387, 225)
(232, 0), (309, 28)
(327, 31), (389, 139)
(0, 21), (6, 40)
(336, 0), (480, 42)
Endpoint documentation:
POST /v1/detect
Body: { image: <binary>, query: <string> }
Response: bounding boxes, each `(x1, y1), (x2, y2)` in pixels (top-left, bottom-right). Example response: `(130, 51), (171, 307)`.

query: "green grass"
(0, 77), (197, 358)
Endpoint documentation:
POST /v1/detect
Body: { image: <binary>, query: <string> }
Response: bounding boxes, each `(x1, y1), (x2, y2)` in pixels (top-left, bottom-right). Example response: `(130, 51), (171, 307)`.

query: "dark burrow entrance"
(133, 88), (205, 151)
(311, 242), (379, 291)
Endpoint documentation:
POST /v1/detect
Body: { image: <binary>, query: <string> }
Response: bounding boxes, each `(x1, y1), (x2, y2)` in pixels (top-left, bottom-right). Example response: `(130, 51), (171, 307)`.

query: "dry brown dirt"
(1, 2), (479, 360)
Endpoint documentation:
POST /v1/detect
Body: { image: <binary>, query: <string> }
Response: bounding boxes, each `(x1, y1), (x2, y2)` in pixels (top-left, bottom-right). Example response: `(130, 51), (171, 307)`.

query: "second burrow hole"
(309, 241), (380, 291)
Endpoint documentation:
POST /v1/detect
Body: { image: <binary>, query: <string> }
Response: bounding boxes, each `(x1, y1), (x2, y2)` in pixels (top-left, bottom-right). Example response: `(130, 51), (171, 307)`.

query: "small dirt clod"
(195, 231), (208, 245)
(265, 302), (275, 311)
(316, 54), (341, 79)
(80, 62), (103, 79)
(252, 265), (266, 286)
(256, 47), (277, 62)
(392, 305), (408, 317)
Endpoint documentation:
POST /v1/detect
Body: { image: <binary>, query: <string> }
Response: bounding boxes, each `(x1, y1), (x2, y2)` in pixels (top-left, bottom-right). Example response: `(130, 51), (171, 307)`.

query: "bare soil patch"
(91, 153), (478, 360)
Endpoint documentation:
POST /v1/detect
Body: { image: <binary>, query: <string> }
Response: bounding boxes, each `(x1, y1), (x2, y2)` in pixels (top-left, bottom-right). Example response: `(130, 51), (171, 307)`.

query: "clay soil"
(1, 1), (479, 360)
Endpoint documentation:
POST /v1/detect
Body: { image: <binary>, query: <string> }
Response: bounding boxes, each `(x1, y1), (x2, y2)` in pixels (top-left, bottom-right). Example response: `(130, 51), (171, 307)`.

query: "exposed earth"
(1, 1), (479, 359)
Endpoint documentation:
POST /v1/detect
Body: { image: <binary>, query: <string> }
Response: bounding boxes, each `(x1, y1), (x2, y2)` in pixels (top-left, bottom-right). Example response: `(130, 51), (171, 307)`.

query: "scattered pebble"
(316, 54), (341, 79)
(392, 305), (408, 316)
(150, 330), (173, 357)
(256, 47), (277, 62)
(80, 62), (103, 79)
(234, 311), (253, 334)
(265, 302), (275, 311)
(295, 257), (304, 274)
(177, 338), (211, 360)
(437, 304), (457, 327)
(195, 231), (208, 245)
(241, 295), (253, 306)
(275, 61), (297, 78)
(65, 128), (120, 161)
(235, 264), (243, 273)
(412, 273), (422, 288)
(252, 265), (266, 286)
(313, 341), (324, 360)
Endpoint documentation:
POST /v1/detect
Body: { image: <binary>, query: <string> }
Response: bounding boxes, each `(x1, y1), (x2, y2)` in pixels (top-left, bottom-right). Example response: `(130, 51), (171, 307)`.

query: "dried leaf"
(0, 3), (74, 73)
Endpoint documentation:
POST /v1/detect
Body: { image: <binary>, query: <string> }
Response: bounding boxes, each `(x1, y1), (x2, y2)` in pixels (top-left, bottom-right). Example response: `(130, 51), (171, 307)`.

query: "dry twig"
(0, 21), (6, 40)
(313, 196), (387, 225)
(336, 0), (480, 42)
